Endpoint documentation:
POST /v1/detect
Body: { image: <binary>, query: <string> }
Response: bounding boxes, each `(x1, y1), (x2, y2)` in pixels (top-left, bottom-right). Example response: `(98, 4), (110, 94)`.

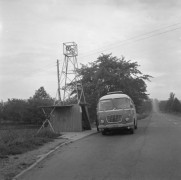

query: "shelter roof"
(39, 105), (73, 109)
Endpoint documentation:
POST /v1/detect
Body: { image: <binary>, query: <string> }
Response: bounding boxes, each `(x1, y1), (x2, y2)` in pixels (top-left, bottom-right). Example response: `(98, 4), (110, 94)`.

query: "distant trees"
(0, 99), (29, 122)
(165, 92), (175, 112)
(0, 87), (54, 124)
(172, 98), (181, 112)
(159, 92), (181, 113)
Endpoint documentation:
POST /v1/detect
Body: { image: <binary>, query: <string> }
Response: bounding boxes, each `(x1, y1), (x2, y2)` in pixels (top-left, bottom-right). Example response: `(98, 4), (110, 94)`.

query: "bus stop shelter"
(39, 104), (91, 133)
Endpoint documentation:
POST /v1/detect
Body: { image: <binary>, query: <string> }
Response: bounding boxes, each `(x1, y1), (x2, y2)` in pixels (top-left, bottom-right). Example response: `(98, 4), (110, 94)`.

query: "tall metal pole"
(57, 59), (61, 102)
(60, 42), (86, 104)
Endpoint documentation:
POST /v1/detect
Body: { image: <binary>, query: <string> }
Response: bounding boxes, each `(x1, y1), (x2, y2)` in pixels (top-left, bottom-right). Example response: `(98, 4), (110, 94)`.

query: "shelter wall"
(52, 104), (82, 132)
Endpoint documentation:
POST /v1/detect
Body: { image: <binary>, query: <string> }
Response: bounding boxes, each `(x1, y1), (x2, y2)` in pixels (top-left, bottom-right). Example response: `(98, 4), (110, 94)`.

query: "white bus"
(97, 92), (137, 135)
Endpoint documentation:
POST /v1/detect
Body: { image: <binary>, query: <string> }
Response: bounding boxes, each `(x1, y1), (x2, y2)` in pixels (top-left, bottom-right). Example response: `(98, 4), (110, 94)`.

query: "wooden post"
(57, 59), (61, 102)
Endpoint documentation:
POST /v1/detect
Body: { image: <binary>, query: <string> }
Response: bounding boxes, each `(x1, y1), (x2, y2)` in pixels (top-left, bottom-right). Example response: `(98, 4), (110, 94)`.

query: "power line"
(23, 22), (181, 75)
(79, 23), (181, 59)
(27, 21), (181, 74)
(79, 22), (181, 57)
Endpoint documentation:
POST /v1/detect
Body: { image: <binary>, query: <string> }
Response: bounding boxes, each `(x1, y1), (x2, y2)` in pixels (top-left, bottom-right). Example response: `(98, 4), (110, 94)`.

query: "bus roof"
(99, 93), (131, 101)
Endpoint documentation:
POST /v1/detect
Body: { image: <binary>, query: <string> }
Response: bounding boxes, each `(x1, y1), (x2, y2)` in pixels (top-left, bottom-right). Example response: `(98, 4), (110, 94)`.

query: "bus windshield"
(98, 98), (130, 111)
(98, 99), (113, 111)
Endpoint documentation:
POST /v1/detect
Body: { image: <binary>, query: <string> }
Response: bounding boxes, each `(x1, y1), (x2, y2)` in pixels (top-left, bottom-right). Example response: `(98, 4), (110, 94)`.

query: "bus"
(97, 92), (137, 135)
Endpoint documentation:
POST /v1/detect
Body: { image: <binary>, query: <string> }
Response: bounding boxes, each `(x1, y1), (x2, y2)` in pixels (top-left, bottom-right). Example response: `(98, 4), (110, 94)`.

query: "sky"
(0, 0), (181, 101)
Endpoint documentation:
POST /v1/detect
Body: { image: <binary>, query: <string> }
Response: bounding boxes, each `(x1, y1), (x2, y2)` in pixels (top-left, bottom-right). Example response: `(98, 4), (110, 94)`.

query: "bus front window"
(113, 98), (130, 109)
(98, 100), (113, 111)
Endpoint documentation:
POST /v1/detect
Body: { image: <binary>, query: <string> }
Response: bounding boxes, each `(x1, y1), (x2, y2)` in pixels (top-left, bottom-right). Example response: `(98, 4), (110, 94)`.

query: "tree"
(75, 54), (152, 120)
(28, 87), (54, 124)
(32, 86), (51, 100)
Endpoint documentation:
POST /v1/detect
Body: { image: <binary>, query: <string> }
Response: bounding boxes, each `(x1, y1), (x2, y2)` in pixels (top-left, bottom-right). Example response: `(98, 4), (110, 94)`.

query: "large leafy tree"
(76, 54), (152, 120)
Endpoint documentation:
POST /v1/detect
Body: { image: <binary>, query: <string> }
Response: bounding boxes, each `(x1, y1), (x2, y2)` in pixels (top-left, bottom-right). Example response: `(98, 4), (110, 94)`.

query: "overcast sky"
(1, 0), (181, 101)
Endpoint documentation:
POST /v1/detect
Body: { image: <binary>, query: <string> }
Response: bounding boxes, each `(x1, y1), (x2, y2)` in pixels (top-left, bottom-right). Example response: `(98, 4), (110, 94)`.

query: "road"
(18, 110), (181, 180)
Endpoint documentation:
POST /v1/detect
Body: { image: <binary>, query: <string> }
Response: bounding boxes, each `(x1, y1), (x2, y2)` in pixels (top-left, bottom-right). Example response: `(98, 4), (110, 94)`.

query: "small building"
(41, 104), (91, 132)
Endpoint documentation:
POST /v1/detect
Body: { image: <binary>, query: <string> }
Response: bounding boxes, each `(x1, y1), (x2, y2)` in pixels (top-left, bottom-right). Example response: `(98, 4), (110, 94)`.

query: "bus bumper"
(98, 122), (134, 130)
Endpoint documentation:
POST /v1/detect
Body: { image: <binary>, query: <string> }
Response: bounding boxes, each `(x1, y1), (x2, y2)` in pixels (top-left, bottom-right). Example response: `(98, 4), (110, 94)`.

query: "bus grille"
(107, 115), (122, 123)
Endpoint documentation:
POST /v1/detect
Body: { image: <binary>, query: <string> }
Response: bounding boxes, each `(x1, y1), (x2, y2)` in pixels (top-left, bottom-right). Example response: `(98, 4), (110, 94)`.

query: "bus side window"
(130, 100), (134, 108)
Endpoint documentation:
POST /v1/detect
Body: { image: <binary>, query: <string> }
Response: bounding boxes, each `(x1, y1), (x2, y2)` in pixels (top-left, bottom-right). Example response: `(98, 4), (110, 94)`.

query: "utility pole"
(57, 59), (61, 102)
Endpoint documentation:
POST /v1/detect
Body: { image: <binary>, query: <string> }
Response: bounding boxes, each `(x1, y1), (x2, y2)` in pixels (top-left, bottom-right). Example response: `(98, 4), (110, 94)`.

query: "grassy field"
(0, 128), (61, 158)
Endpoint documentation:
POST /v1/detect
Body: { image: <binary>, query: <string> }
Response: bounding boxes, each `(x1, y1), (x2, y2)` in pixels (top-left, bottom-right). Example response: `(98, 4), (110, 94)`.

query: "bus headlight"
(100, 120), (104, 124)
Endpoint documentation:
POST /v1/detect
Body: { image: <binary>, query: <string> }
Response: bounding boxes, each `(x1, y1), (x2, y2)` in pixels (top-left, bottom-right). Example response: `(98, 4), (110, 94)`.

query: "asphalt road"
(19, 111), (181, 180)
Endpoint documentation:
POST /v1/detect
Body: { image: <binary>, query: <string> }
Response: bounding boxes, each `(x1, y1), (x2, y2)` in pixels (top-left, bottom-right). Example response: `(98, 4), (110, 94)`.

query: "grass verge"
(0, 129), (61, 158)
